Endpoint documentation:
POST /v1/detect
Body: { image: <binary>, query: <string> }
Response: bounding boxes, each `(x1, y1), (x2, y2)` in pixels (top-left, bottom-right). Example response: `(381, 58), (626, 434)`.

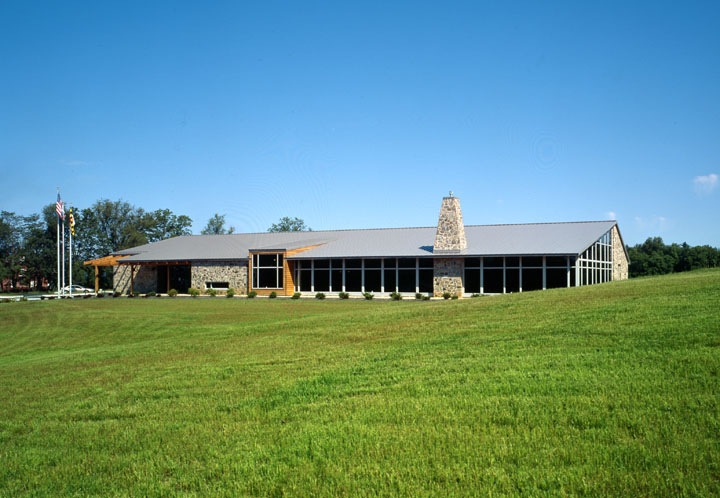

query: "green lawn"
(1, 270), (719, 496)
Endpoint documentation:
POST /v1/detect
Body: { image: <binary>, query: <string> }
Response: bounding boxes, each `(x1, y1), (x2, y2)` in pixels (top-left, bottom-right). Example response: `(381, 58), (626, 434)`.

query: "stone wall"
(612, 225), (628, 281)
(433, 258), (463, 297)
(191, 261), (248, 294)
(434, 196), (467, 252)
(113, 265), (157, 295)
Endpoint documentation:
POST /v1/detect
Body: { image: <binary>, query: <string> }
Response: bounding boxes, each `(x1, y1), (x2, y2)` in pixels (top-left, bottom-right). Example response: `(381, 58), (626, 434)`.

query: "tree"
(267, 217), (310, 232)
(202, 214), (235, 235)
(0, 211), (23, 289)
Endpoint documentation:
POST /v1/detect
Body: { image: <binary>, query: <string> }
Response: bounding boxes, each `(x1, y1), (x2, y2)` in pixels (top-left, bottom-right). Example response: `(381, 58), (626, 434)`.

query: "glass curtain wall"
(294, 258), (433, 294)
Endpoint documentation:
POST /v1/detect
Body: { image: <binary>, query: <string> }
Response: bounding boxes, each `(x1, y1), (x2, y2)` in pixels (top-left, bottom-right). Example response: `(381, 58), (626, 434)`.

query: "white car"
(62, 285), (94, 293)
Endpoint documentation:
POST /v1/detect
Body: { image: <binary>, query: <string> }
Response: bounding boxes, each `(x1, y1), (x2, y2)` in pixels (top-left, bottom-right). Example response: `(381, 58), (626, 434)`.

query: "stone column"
(433, 194), (467, 296)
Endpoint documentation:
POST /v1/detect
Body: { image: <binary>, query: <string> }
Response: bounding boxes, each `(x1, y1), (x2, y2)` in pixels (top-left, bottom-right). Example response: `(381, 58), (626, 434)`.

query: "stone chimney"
(433, 192), (467, 253)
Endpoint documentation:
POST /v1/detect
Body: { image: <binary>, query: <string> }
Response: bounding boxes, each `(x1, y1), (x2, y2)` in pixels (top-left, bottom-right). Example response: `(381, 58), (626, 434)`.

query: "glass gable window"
(252, 253), (283, 289)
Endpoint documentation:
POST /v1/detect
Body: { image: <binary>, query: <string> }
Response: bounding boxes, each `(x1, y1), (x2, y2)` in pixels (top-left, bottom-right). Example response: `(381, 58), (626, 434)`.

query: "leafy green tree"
(628, 237), (719, 277)
(268, 217), (310, 232)
(201, 214), (235, 235)
(0, 211), (23, 289)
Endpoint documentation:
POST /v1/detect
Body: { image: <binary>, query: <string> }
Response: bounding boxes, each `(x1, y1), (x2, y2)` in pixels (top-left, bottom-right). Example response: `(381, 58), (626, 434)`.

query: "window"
(252, 253), (283, 289)
(206, 281), (229, 289)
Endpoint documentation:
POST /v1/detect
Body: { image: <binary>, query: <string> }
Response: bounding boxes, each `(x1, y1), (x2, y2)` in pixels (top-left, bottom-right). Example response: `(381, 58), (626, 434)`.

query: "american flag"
(56, 192), (64, 220)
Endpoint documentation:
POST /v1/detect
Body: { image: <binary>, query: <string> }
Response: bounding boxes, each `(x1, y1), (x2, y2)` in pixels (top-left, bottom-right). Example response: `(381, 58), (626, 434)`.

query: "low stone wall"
(433, 258), (463, 297)
(191, 261), (248, 294)
(113, 265), (157, 295)
(612, 225), (629, 281)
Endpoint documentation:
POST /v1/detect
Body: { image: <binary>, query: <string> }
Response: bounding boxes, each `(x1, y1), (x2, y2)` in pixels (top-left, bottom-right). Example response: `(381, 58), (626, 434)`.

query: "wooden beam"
(83, 255), (128, 267)
(94, 265), (99, 293)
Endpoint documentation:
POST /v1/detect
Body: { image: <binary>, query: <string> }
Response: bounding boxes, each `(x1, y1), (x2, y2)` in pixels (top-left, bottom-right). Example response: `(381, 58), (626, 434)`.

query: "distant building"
(85, 195), (628, 296)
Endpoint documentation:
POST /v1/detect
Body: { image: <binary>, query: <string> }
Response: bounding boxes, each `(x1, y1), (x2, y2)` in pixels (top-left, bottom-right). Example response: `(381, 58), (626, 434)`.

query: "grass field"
(1, 270), (719, 496)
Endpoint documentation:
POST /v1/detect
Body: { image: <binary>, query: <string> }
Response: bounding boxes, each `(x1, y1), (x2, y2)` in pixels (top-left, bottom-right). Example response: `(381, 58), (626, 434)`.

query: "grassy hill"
(1, 270), (719, 496)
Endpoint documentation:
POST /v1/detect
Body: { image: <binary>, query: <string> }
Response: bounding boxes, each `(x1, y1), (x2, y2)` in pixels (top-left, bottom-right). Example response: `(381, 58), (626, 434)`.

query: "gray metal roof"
(112, 221), (617, 263)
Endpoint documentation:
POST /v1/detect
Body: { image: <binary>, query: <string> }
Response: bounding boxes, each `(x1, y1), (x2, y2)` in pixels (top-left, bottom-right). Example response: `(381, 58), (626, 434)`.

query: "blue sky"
(1, 0), (718, 246)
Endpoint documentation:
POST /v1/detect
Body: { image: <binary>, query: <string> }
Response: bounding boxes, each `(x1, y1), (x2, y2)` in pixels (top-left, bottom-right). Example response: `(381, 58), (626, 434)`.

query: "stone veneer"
(433, 258), (463, 297)
(113, 265), (157, 295)
(611, 225), (628, 281)
(191, 261), (248, 294)
(434, 196), (467, 252)
(433, 195), (467, 296)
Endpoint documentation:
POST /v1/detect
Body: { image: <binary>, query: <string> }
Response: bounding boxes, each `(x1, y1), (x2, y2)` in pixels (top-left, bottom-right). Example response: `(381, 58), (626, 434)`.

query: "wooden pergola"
(83, 256), (192, 294)
(83, 255), (128, 293)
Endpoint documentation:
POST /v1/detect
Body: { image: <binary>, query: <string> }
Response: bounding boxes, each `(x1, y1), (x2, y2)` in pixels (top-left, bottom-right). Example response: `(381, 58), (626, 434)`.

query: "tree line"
(0, 201), (309, 292)
(627, 237), (720, 278)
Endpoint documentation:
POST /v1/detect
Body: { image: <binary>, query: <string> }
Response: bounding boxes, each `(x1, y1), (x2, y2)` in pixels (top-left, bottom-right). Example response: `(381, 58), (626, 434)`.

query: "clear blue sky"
(1, 1), (719, 246)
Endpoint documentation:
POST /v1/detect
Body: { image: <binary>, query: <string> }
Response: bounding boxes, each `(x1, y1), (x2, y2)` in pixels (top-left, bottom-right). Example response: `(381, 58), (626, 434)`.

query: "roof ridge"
(180, 220), (615, 237)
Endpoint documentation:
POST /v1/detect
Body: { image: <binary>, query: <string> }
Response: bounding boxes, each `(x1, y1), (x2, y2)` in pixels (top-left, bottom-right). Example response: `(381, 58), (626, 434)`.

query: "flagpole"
(69, 203), (73, 297)
(57, 188), (60, 297)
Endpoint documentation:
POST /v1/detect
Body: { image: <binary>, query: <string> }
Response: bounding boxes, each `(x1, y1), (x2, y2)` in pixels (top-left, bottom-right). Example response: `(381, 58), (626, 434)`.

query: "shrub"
(315, 292), (326, 300)
(168, 289), (178, 298)
(269, 291), (277, 299)
(363, 292), (374, 300)
(471, 293), (481, 298)
(451, 294), (459, 300)
(442, 292), (451, 300)
(390, 292), (402, 301)
(415, 293), (423, 300)
(422, 295), (431, 301)
(96, 291), (104, 298)
(147, 291), (156, 297)
(20, 296), (28, 302)
(247, 291), (257, 299)
(226, 288), (235, 298)
(291, 292), (301, 299)
(338, 292), (349, 300)
(188, 287), (201, 297)
(207, 288), (217, 297)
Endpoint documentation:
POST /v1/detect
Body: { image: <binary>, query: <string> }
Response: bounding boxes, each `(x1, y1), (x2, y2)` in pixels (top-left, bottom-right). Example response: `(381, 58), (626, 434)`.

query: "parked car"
(61, 285), (94, 293)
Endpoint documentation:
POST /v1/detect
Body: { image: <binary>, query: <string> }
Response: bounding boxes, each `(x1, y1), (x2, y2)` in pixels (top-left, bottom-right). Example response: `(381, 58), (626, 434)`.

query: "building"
(84, 195), (629, 297)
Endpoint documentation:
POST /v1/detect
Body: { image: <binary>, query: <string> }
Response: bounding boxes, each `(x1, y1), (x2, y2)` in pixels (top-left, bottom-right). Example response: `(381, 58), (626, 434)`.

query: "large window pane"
(331, 270), (342, 291)
(345, 270), (361, 292)
(419, 269), (433, 293)
(314, 270), (329, 291)
(464, 269), (480, 293)
(506, 257), (520, 268)
(522, 268), (543, 291)
(384, 258), (396, 269)
(522, 257), (542, 267)
(547, 269), (567, 289)
(484, 269), (503, 293)
(398, 258), (415, 268)
(258, 268), (278, 288)
(419, 258), (433, 268)
(398, 270), (415, 292)
(345, 259), (361, 269)
(259, 254), (279, 267)
(485, 257), (503, 267)
(384, 269), (396, 292)
(546, 256), (566, 267)
(299, 270), (311, 291)
(506, 269), (519, 293)
(365, 259), (381, 269)
(465, 257), (481, 268)
(365, 270), (381, 292)
(314, 259), (329, 269)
